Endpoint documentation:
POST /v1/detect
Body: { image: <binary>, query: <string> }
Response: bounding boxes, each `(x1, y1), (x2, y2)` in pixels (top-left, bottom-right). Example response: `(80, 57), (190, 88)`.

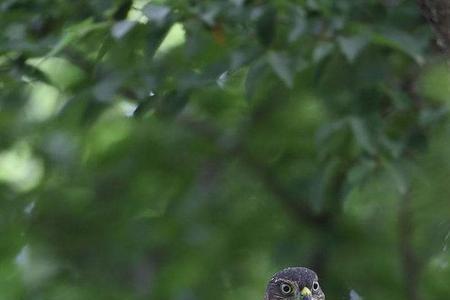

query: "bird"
(264, 267), (325, 300)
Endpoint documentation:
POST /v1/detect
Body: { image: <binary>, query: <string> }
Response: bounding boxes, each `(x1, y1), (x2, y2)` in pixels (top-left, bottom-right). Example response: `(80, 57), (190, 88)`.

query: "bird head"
(264, 267), (325, 300)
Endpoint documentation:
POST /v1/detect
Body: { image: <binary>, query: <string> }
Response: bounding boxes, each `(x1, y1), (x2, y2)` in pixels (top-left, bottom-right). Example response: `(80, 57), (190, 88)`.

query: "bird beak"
(300, 287), (312, 300)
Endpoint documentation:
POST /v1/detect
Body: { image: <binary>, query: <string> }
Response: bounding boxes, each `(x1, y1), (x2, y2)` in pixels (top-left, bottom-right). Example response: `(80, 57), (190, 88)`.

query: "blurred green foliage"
(0, 0), (449, 299)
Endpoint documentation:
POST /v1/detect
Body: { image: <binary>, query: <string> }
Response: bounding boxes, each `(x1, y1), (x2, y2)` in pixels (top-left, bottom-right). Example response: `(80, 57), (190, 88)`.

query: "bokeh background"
(1, 0), (449, 299)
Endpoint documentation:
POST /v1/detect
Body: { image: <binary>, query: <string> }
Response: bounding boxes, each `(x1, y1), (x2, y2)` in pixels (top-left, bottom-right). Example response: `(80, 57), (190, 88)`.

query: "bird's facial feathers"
(264, 267), (325, 300)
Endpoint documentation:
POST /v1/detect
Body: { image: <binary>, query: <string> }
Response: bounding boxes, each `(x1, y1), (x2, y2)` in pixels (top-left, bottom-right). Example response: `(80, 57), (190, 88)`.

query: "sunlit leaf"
(27, 57), (86, 91)
(155, 23), (185, 57)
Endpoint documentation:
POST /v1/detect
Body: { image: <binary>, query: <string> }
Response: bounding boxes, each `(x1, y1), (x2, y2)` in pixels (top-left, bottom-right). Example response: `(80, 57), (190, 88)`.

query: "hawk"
(264, 267), (325, 300)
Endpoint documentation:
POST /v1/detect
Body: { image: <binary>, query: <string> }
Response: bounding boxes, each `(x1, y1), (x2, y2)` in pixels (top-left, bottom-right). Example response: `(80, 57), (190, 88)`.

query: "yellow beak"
(300, 287), (312, 299)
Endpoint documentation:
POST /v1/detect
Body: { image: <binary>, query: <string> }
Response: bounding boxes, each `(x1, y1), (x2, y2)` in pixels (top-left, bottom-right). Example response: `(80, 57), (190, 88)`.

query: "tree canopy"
(0, 1), (449, 299)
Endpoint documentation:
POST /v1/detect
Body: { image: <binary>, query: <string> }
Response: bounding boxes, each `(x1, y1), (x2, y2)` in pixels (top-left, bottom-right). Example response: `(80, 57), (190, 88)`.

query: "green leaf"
(419, 107), (449, 127)
(288, 7), (307, 42)
(347, 159), (376, 186)
(245, 58), (269, 101)
(337, 35), (369, 63)
(111, 20), (137, 40)
(419, 63), (450, 103)
(142, 3), (171, 26)
(146, 23), (173, 58)
(45, 18), (109, 59)
(372, 29), (425, 65)
(155, 90), (190, 117)
(350, 290), (363, 300)
(267, 51), (294, 88)
(313, 41), (335, 63)
(383, 160), (408, 195)
(155, 23), (185, 57)
(349, 117), (376, 155)
(381, 85), (411, 110)
(93, 75), (124, 103)
(26, 57), (86, 91)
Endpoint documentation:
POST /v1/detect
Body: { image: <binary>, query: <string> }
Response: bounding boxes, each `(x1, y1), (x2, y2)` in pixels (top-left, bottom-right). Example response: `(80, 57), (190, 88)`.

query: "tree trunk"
(417, 0), (450, 53)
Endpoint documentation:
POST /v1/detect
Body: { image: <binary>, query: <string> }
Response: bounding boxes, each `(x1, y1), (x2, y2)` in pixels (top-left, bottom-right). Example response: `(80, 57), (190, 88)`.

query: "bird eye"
(280, 283), (293, 295)
(312, 281), (319, 291)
